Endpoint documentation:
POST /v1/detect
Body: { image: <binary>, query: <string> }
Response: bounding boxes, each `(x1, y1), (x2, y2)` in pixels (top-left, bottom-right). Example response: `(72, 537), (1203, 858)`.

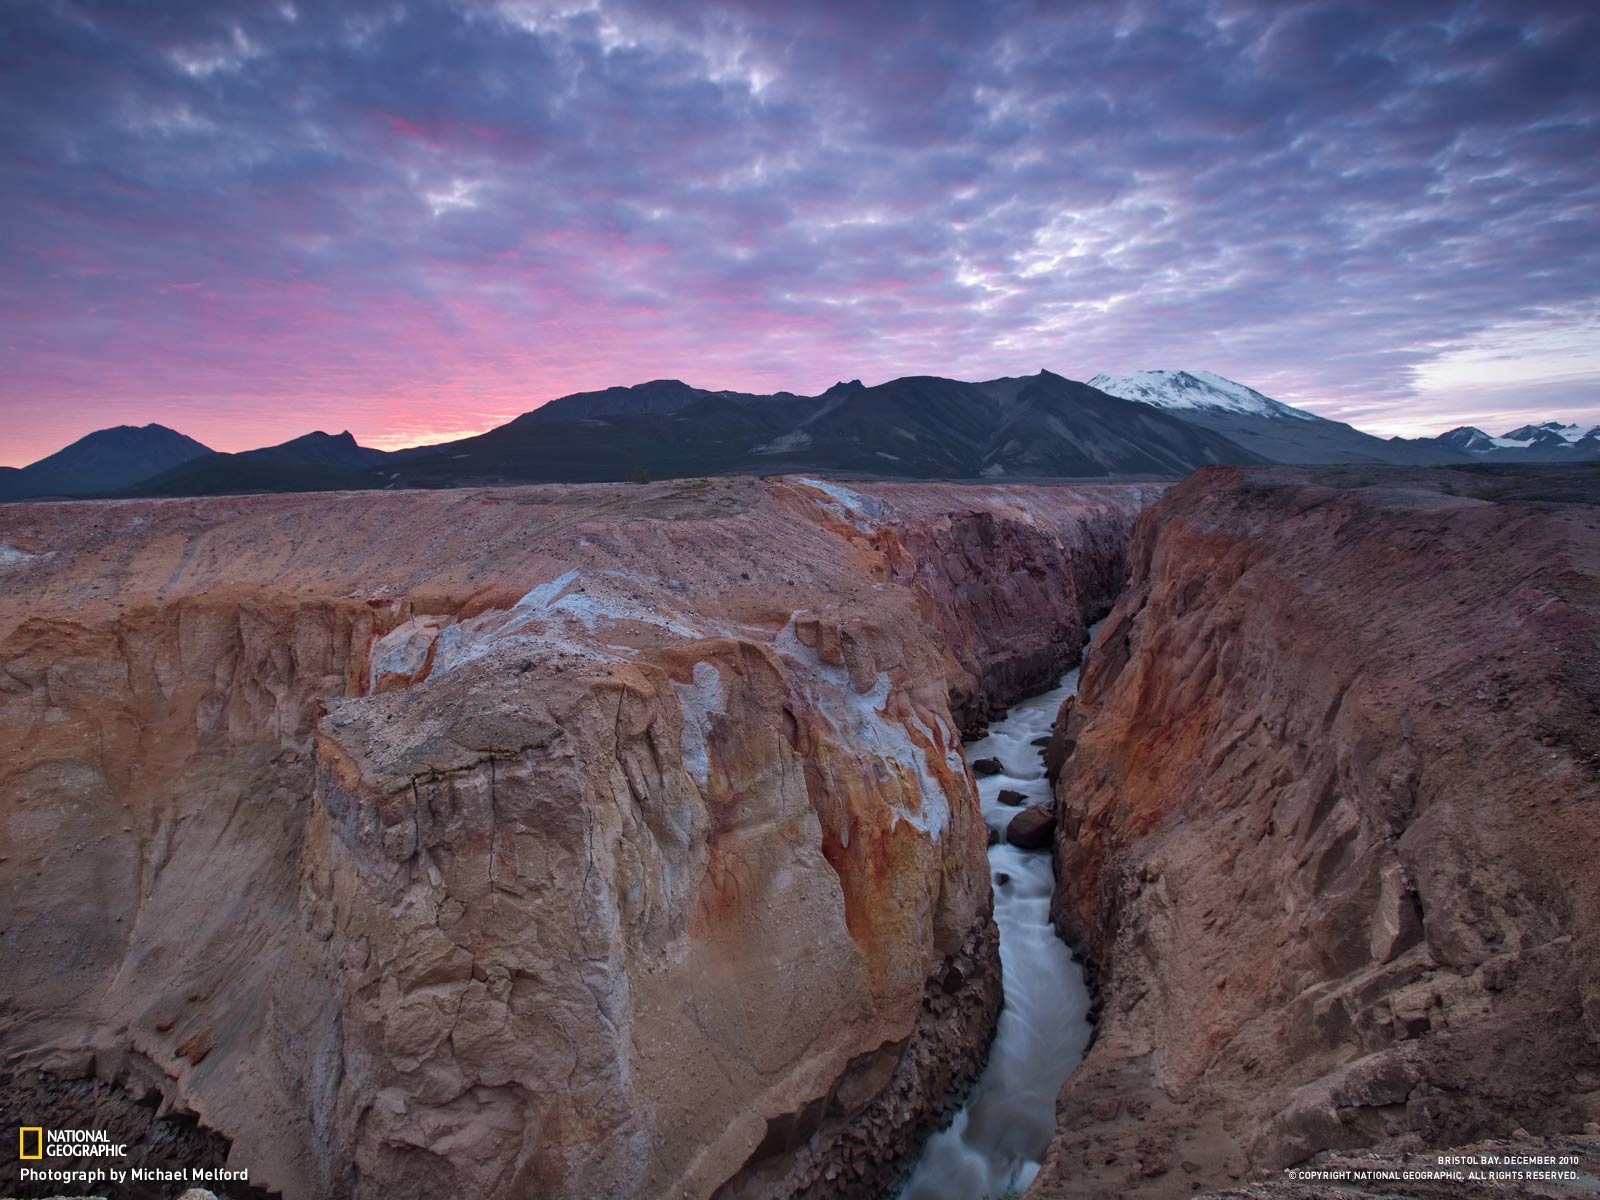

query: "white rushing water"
(898, 634), (1100, 1200)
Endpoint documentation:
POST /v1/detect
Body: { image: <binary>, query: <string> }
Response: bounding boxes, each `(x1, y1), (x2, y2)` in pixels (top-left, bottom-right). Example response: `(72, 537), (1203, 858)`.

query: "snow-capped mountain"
(1437, 427), (1503, 453)
(1087, 369), (1318, 422)
(1497, 421), (1600, 448)
(1086, 369), (1463, 465)
(1429, 421), (1600, 461)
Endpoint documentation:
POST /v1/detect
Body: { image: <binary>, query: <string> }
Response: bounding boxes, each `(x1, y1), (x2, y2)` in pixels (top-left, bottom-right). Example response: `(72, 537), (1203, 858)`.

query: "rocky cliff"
(0, 476), (1151, 1200)
(784, 480), (1164, 737)
(1034, 466), (1600, 1197)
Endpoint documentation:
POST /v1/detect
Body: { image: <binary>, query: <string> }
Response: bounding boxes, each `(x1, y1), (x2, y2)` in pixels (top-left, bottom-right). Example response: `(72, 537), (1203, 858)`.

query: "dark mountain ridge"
(0, 423), (212, 500)
(240, 429), (389, 468)
(12, 370), (1594, 501)
(384, 370), (1265, 491)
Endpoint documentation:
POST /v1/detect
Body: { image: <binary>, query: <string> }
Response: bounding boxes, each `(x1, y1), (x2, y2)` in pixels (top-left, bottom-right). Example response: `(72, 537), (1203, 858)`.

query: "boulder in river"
(997, 789), (1026, 807)
(971, 757), (1005, 776)
(1006, 805), (1056, 849)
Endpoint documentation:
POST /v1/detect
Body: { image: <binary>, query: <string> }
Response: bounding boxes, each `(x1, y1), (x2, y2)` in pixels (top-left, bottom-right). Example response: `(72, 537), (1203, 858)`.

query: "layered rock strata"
(0, 476), (1151, 1200)
(1035, 466), (1600, 1197)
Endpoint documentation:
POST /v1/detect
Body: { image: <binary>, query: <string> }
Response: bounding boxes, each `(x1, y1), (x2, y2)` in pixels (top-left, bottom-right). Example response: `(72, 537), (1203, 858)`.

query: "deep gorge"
(0, 476), (1154, 1200)
(5, 465), (1596, 1200)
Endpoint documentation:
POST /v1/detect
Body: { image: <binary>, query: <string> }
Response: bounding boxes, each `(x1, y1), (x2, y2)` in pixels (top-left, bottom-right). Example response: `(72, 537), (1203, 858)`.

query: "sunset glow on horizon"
(3, 0), (1598, 466)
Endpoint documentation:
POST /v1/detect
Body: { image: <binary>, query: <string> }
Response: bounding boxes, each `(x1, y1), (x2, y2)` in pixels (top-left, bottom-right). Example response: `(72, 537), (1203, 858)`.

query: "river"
(898, 629), (1100, 1200)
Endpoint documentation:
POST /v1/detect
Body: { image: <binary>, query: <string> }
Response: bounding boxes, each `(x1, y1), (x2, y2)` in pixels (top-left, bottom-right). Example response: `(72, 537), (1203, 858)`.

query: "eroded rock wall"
(1033, 467), (1600, 1197)
(0, 475), (1151, 1200)
(790, 480), (1162, 736)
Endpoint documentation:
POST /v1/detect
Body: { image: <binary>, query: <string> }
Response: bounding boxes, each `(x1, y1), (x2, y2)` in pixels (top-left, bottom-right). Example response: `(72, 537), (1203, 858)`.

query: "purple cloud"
(1, 0), (1597, 463)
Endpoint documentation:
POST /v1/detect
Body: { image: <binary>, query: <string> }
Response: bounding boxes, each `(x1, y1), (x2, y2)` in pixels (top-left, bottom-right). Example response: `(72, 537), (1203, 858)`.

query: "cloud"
(1, 0), (1597, 462)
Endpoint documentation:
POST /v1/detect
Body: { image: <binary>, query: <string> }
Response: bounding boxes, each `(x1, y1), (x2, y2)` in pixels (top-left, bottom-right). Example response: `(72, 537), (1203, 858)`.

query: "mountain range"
(1410, 419), (1600, 461)
(3, 370), (1595, 500)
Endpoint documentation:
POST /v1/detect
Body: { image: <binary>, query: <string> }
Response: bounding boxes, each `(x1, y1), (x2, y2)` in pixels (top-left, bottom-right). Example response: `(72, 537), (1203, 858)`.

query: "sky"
(2, 0), (1598, 466)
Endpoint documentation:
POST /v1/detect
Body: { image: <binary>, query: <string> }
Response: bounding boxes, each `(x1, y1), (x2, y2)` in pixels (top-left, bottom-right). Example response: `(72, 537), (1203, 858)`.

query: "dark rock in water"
(998, 789), (1026, 807)
(986, 825), (1000, 847)
(995, 872), (1011, 887)
(1006, 804), (1056, 849)
(1030, 736), (1051, 747)
(971, 757), (1005, 777)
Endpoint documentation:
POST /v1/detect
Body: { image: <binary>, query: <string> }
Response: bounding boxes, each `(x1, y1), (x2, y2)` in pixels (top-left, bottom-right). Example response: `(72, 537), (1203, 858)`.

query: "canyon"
(4, 462), (1597, 1200)
(1035, 465), (1600, 1197)
(0, 476), (1155, 1200)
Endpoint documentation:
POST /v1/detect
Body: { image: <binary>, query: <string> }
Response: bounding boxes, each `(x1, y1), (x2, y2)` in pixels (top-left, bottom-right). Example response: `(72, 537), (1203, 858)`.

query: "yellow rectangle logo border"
(19, 1126), (43, 1159)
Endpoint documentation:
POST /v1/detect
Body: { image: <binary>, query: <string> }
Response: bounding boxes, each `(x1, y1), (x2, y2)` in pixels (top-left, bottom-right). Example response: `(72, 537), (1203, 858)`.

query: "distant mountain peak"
(1088, 369), (1318, 421)
(240, 428), (385, 469)
(279, 429), (356, 443)
(516, 378), (710, 425)
(0, 422), (214, 500)
(1438, 426), (1500, 452)
(1499, 420), (1598, 445)
(1420, 417), (1600, 460)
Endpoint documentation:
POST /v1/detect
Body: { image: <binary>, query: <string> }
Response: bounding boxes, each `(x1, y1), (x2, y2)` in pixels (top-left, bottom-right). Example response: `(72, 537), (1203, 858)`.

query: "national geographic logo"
(14, 1124), (252, 1189)
(14, 1123), (128, 1191)
(15, 1124), (125, 1191)
(15, 1125), (129, 1158)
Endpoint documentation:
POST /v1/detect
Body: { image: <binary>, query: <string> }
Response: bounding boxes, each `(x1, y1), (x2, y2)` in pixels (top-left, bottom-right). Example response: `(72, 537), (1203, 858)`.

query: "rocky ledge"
(1034, 465), (1600, 1197)
(0, 476), (1152, 1200)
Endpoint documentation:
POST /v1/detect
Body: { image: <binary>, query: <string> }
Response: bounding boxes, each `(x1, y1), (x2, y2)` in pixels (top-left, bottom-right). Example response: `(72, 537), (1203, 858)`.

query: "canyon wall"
(0, 475), (1151, 1200)
(840, 482), (1163, 736)
(1033, 466), (1600, 1197)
